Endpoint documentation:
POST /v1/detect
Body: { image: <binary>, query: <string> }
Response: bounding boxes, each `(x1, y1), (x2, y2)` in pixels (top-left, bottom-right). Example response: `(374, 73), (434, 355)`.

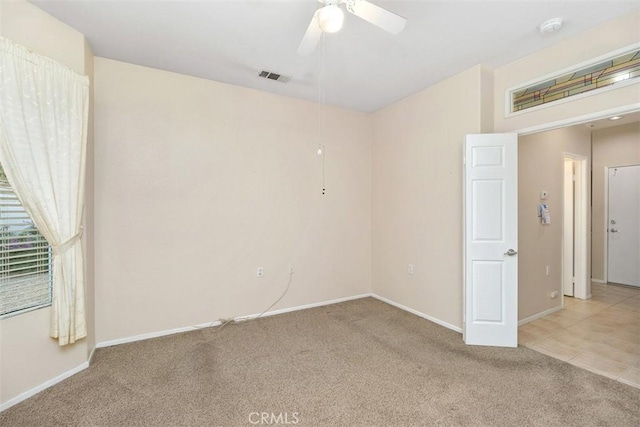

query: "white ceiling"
(31, 0), (640, 112)
(587, 112), (640, 130)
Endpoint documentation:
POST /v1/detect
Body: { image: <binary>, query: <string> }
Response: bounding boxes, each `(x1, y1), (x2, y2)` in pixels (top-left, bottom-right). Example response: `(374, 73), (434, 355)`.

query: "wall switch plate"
(545, 265), (550, 276)
(408, 264), (414, 275)
(257, 267), (264, 278)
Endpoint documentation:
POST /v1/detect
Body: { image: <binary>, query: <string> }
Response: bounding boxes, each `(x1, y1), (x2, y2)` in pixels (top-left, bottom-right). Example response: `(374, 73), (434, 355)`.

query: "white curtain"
(0, 37), (89, 345)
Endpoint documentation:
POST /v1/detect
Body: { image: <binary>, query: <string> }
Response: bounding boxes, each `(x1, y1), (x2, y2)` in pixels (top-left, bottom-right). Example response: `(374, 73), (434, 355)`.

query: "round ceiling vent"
(539, 18), (563, 35)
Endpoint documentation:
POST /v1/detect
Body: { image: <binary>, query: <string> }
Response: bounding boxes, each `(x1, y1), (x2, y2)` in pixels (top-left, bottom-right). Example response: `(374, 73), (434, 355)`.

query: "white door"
(608, 165), (640, 287)
(464, 134), (518, 348)
(562, 155), (589, 299)
(563, 159), (574, 297)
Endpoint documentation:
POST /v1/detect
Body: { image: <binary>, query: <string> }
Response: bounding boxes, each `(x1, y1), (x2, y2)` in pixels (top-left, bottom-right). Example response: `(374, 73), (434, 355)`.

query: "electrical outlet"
(257, 267), (264, 278)
(545, 265), (551, 276)
(408, 264), (414, 275)
(549, 291), (559, 299)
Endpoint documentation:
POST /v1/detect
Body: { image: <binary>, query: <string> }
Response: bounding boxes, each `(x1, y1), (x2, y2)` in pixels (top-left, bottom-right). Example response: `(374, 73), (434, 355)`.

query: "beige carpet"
(2, 298), (639, 426)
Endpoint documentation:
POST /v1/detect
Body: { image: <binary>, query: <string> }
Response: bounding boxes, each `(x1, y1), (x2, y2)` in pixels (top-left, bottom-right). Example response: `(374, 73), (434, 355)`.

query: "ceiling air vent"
(258, 70), (291, 83)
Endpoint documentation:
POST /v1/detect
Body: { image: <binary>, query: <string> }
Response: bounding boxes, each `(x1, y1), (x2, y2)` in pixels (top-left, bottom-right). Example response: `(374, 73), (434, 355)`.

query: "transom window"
(0, 163), (52, 317)
(511, 47), (640, 113)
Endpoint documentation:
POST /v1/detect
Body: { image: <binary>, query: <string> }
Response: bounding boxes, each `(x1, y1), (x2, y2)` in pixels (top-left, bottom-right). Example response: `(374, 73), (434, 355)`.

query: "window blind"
(0, 164), (52, 317)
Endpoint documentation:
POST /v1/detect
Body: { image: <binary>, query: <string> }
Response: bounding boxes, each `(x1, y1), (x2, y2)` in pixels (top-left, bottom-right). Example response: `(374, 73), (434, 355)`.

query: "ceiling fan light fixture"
(318, 4), (344, 33)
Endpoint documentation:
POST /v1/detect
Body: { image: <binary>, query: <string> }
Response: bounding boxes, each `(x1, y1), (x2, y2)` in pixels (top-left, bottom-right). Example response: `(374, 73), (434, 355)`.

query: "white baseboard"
(0, 361), (89, 413)
(233, 293), (372, 322)
(518, 305), (562, 326)
(96, 320), (223, 348)
(97, 293), (463, 349)
(97, 293), (372, 349)
(370, 293), (463, 333)
(591, 279), (606, 284)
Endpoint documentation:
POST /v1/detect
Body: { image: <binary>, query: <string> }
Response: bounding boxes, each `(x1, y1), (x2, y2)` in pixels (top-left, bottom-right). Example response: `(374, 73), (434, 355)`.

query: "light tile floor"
(519, 282), (640, 388)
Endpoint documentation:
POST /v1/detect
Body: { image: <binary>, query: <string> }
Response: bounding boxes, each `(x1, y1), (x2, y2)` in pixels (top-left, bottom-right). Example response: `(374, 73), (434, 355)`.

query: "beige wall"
(494, 11), (640, 133)
(93, 58), (372, 343)
(592, 122), (640, 281)
(0, 0), (93, 406)
(0, 0), (85, 74)
(371, 65), (489, 330)
(518, 126), (591, 320)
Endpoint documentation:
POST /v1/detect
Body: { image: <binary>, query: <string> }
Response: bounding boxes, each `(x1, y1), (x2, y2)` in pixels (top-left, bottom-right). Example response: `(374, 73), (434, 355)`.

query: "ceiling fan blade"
(297, 9), (322, 55)
(346, 0), (407, 35)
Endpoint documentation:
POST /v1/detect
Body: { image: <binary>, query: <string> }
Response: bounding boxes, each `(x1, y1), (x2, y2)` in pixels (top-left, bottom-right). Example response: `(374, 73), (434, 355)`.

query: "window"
(510, 47), (640, 113)
(0, 163), (52, 317)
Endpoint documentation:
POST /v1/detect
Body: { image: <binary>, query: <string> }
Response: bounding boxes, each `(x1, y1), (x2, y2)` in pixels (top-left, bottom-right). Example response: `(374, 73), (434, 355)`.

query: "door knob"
(504, 249), (518, 256)
(610, 228), (620, 233)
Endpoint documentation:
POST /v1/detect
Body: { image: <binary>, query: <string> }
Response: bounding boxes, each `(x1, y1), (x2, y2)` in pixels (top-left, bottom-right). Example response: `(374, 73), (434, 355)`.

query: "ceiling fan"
(298, 0), (407, 55)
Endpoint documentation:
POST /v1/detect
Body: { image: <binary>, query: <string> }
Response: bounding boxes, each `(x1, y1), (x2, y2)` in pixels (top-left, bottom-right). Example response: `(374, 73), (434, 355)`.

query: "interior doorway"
(516, 109), (640, 323)
(562, 154), (588, 299)
(514, 111), (640, 384)
(466, 106), (639, 348)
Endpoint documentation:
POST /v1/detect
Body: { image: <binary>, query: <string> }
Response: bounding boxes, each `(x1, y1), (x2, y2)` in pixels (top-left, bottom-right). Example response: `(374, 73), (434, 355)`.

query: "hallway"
(519, 283), (640, 387)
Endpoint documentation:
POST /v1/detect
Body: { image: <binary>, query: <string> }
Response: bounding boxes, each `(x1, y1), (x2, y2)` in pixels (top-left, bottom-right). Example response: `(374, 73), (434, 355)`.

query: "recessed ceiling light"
(318, 4), (344, 33)
(539, 18), (563, 35)
(609, 116), (623, 121)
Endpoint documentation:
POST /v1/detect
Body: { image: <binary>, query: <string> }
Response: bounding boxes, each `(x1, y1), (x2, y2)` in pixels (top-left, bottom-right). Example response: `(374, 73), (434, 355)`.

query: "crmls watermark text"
(248, 412), (300, 425)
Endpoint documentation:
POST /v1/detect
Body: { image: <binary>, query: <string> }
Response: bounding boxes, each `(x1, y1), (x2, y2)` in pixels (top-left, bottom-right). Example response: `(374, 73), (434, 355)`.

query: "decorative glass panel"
(511, 49), (640, 113)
